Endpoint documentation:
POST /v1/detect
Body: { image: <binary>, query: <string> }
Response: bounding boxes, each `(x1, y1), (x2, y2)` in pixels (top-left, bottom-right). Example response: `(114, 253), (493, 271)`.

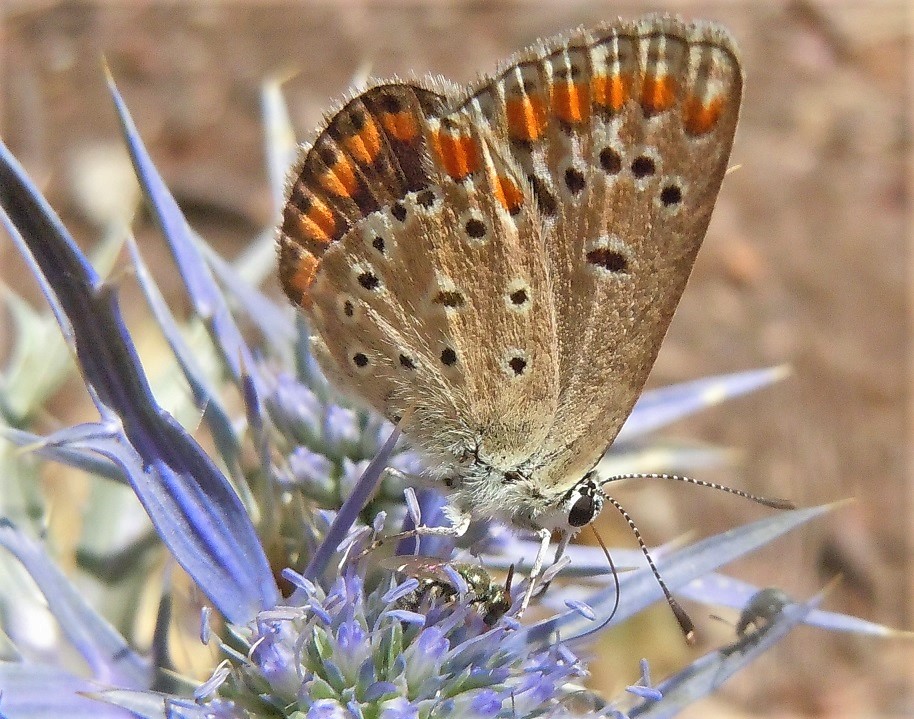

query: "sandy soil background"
(1, 1), (910, 715)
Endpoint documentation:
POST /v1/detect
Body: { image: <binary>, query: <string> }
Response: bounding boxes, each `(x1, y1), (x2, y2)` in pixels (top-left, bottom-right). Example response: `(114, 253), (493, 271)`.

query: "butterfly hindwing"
(282, 83), (560, 468)
(278, 84), (446, 308)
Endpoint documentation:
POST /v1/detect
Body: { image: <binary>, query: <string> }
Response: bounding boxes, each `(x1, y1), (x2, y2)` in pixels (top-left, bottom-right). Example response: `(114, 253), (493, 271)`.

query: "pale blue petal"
(299, 426), (401, 588)
(125, 237), (240, 466)
(618, 366), (789, 442)
(202, 239), (296, 349)
(106, 71), (267, 400)
(87, 688), (216, 719)
(0, 663), (134, 719)
(0, 426), (124, 484)
(0, 522), (150, 687)
(680, 572), (906, 638)
(261, 79), (297, 218)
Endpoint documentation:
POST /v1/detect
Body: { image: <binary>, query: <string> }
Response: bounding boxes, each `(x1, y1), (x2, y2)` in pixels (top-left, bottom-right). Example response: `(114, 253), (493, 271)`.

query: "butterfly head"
(506, 470), (605, 534)
(563, 472), (605, 529)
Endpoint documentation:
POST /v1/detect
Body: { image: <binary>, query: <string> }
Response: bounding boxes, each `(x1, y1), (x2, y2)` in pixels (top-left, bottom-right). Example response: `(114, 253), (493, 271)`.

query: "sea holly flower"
(0, 73), (893, 719)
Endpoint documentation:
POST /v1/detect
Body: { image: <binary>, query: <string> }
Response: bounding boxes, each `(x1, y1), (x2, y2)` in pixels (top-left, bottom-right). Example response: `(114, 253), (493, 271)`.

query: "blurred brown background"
(1, 1), (910, 715)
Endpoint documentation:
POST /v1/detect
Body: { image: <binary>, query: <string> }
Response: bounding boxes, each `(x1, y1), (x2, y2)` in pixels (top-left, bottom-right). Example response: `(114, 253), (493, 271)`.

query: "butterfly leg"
(530, 531), (573, 598)
(359, 509), (471, 558)
(518, 527), (553, 615)
(523, 531), (574, 605)
(552, 532), (573, 566)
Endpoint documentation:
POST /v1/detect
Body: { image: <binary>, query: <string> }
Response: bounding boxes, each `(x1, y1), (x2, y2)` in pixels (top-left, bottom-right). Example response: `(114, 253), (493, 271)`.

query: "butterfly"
(277, 14), (753, 616)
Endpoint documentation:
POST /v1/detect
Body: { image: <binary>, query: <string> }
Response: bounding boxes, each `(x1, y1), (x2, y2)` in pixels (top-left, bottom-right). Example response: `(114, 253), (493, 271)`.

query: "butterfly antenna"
(604, 496), (696, 644)
(589, 524), (621, 628)
(601, 473), (794, 510)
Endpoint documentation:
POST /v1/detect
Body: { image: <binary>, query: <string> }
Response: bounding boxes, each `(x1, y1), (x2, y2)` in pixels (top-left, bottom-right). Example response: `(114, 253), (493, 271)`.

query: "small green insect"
(386, 557), (514, 626)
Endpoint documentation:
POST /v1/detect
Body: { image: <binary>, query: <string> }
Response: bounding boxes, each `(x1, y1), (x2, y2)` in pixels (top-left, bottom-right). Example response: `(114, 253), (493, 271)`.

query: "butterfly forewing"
(460, 16), (743, 484)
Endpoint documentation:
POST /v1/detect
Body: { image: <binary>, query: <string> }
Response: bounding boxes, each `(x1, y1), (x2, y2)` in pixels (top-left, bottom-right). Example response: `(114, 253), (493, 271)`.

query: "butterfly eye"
(568, 493), (596, 527)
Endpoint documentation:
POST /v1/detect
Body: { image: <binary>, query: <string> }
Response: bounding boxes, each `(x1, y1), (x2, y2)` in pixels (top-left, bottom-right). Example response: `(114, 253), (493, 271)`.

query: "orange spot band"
(431, 130), (480, 180)
(319, 158), (359, 198)
(593, 73), (628, 112)
(343, 116), (382, 164)
(382, 111), (419, 142)
(290, 252), (318, 304)
(551, 82), (591, 125)
(494, 175), (523, 213)
(505, 95), (548, 141)
(295, 197), (336, 244)
(683, 95), (723, 135)
(641, 74), (676, 115)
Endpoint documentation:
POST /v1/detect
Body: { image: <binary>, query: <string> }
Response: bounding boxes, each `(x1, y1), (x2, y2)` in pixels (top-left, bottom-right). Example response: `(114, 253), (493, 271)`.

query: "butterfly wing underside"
(278, 15), (742, 489)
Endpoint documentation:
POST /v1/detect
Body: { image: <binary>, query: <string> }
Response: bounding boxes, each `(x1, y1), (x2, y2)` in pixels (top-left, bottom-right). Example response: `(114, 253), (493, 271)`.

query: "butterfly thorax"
(437, 447), (604, 533)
